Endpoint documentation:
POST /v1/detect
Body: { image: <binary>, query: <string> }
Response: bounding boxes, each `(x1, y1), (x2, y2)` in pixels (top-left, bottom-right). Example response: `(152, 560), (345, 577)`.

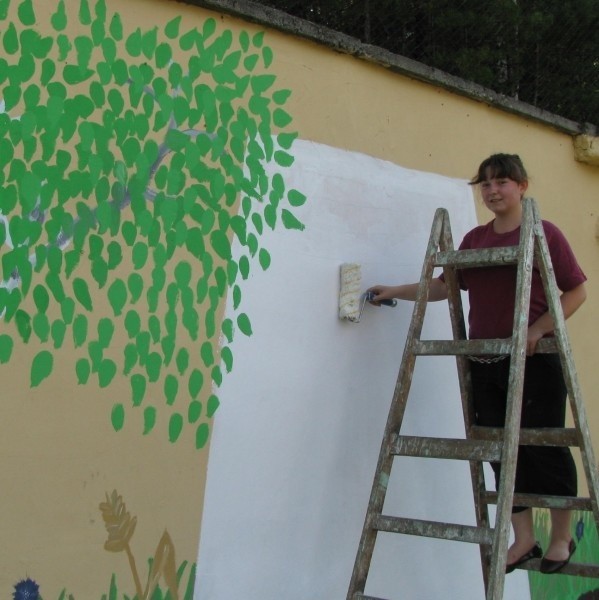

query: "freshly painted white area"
(195, 141), (530, 599)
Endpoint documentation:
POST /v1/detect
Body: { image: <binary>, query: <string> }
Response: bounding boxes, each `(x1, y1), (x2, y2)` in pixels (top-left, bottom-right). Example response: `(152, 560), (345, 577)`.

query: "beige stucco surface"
(1, 0), (597, 597)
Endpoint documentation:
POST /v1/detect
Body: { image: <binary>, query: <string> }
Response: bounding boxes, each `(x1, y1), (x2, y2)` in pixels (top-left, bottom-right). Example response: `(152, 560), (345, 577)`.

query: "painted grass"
(530, 510), (599, 599)
(53, 561), (196, 600)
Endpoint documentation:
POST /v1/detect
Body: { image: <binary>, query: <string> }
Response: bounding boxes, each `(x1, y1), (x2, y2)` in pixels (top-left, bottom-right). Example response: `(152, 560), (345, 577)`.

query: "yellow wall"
(1, 0), (597, 597)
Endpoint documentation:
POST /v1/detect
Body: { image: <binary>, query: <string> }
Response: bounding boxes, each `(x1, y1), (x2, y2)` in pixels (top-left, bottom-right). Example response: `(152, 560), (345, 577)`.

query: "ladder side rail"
(439, 211), (493, 588)
(347, 208), (447, 599)
(486, 198), (537, 599)
(530, 201), (599, 528)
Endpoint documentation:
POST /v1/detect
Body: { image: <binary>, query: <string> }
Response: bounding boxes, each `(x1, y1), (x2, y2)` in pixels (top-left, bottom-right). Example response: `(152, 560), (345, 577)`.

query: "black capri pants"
(470, 353), (577, 513)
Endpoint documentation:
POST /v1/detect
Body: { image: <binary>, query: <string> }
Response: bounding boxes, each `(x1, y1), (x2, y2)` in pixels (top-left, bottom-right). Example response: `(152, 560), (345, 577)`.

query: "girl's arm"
(526, 282), (587, 355)
(368, 278), (448, 304)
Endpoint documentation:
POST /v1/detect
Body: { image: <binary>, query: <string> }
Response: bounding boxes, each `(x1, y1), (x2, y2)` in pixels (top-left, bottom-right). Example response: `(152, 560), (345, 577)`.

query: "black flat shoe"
(540, 540), (576, 574)
(506, 542), (543, 573)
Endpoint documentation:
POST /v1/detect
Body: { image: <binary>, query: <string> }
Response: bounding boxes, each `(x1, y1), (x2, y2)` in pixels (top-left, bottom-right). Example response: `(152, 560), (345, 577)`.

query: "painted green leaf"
(0, 334), (13, 364)
(203, 18), (216, 39)
(176, 348), (189, 376)
(188, 400), (202, 423)
(155, 42), (172, 68)
(164, 15), (181, 39)
(143, 406), (156, 434)
(281, 209), (305, 231)
(73, 314), (88, 348)
(17, 0), (36, 25)
(108, 278), (127, 315)
(16, 310), (32, 343)
(221, 346), (233, 373)
(31, 350), (53, 387)
(212, 366), (222, 387)
(169, 413), (183, 443)
(111, 403), (125, 432)
(251, 74), (276, 94)
(232, 285), (241, 310)
(128, 273), (143, 304)
(50, 0), (67, 31)
(79, 0), (91, 25)
(98, 318), (115, 347)
(109, 13), (123, 40)
(125, 27), (142, 57)
(164, 374), (178, 406)
(272, 89), (292, 105)
(123, 343), (138, 375)
(259, 248), (271, 271)
(146, 352), (162, 383)
(237, 313), (252, 337)
(195, 423), (210, 449)
(207, 394), (220, 417)
(210, 230), (231, 260)
(61, 297), (75, 324)
(73, 277), (93, 311)
(262, 45), (274, 68)
(33, 285), (50, 313)
(278, 132), (298, 150)
(131, 374), (146, 407)
(188, 368), (203, 399)
(274, 150), (294, 167)
(32, 313), (50, 342)
(287, 189), (307, 207)
(99, 359), (117, 388)
(51, 319), (67, 349)
(200, 342), (214, 367)
(76, 358), (90, 384)
(63, 65), (94, 85)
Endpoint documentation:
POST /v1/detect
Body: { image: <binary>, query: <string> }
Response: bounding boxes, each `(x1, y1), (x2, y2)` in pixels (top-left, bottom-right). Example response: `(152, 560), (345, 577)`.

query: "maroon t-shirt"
(444, 220), (586, 339)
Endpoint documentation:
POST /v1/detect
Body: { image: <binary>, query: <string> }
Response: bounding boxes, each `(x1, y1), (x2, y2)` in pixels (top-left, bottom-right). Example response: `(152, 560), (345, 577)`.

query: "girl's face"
(480, 172), (528, 217)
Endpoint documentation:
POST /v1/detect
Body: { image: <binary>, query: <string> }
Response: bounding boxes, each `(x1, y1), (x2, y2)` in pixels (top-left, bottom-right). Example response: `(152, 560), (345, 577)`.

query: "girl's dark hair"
(469, 153), (528, 185)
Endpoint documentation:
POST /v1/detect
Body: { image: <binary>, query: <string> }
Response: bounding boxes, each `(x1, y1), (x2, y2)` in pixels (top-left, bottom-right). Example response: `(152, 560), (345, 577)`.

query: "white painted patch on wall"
(195, 141), (530, 600)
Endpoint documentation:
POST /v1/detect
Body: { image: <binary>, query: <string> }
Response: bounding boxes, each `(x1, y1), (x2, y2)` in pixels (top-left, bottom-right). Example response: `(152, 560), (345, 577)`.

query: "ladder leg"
(347, 210), (446, 599)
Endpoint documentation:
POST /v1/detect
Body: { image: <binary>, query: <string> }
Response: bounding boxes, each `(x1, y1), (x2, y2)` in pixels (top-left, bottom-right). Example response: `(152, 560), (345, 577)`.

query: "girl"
(368, 153), (587, 574)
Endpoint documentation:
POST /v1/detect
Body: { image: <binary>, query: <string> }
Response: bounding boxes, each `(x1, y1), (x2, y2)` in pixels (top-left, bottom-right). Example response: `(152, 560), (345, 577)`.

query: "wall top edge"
(180, 0), (597, 138)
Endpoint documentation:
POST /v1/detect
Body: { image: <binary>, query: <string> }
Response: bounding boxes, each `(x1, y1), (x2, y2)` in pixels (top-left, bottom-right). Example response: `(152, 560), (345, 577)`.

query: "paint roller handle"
(364, 291), (397, 307)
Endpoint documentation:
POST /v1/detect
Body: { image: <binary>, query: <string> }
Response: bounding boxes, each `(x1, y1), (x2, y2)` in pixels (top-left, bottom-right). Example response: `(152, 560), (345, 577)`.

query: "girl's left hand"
(526, 325), (544, 356)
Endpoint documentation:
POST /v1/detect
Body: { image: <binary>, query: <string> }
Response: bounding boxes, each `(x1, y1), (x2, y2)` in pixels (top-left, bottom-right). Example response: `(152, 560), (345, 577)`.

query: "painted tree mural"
(0, 0), (306, 449)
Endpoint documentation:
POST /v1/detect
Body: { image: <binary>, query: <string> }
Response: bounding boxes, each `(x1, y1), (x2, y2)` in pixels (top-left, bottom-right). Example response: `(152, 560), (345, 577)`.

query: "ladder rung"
(414, 337), (558, 356)
(414, 339), (511, 356)
(519, 560), (599, 578)
(434, 246), (519, 268)
(483, 491), (593, 511)
(392, 435), (502, 462)
(470, 425), (579, 447)
(373, 515), (493, 545)
(353, 594), (389, 600)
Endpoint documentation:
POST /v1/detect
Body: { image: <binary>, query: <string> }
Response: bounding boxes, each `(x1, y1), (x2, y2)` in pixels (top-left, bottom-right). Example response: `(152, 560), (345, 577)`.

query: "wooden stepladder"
(347, 198), (599, 600)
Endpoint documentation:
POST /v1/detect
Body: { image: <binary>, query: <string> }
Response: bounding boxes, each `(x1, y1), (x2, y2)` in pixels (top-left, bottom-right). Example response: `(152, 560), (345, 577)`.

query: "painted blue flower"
(13, 578), (40, 600)
(576, 517), (585, 541)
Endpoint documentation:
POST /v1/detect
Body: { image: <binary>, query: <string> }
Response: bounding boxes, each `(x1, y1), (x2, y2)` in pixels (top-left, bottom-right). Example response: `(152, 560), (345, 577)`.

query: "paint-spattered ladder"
(347, 198), (599, 600)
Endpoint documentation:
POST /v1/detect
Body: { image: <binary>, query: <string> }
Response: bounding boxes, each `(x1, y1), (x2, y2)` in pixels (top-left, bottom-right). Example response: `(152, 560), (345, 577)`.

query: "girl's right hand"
(367, 285), (396, 305)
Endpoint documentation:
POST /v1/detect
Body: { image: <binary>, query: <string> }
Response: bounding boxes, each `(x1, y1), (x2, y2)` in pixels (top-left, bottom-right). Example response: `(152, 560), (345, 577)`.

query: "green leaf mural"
(0, 0), (306, 449)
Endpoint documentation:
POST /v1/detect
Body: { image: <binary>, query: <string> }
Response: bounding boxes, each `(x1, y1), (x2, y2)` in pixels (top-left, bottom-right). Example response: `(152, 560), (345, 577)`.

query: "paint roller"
(338, 263), (397, 323)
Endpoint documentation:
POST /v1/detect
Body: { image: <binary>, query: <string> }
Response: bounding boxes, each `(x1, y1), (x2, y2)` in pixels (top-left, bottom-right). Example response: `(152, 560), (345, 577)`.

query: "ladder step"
(414, 337), (558, 356)
(518, 559), (599, 578)
(434, 246), (519, 268)
(393, 435), (502, 462)
(373, 515), (493, 545)
(470, 425), (579, 447)
(353, 594), (390, 600)
(483, 491), (593, 511)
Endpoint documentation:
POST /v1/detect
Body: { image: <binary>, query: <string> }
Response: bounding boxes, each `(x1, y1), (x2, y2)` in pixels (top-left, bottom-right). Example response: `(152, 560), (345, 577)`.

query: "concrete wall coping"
(180, 0), (597, 139)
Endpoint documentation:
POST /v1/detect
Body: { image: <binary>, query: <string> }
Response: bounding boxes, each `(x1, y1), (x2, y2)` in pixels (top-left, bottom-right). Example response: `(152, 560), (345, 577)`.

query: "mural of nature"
(2, 0), (306, 596)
